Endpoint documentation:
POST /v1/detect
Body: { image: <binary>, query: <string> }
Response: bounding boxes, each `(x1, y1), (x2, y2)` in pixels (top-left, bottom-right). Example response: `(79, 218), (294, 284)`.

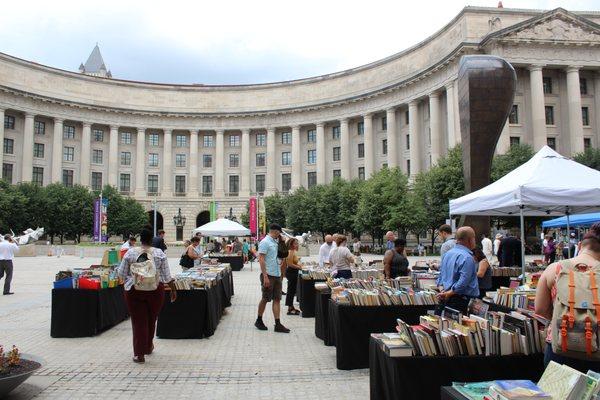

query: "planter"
(0, 354), (43, 398)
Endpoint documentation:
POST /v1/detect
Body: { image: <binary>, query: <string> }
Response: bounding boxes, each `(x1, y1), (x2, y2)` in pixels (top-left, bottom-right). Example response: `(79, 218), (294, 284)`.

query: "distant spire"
(497, 1), (503, 8)
(79, 44), (112, 78)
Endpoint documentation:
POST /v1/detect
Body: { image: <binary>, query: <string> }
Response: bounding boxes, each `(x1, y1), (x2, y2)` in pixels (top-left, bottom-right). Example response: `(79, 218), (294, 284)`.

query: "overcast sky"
(0, 0), (597, 84)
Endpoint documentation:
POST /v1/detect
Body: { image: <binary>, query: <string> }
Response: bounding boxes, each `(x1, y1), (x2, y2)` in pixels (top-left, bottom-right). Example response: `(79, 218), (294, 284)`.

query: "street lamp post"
(173, 208), (186, 242)
(152, 198), (158, 238)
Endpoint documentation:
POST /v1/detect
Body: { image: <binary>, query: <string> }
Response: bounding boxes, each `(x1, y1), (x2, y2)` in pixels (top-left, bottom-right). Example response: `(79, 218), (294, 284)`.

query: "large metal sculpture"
(457, 55), (516, 236)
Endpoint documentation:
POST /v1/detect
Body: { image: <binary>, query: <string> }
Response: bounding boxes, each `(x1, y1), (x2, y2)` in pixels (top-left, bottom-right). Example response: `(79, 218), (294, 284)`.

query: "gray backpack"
(130, 247), (159, 291)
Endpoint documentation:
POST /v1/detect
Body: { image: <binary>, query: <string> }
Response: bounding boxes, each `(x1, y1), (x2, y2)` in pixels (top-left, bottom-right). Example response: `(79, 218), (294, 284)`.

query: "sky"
(0, 0), (597, 85)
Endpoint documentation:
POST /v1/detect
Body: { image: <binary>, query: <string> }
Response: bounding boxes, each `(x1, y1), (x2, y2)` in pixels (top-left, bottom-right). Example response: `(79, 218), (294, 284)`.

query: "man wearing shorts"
(255, 223), (290, 333)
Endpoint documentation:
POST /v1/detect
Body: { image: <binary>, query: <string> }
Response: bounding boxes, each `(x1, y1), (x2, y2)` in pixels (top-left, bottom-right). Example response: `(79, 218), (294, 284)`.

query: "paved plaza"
(1, 254), (371, 400)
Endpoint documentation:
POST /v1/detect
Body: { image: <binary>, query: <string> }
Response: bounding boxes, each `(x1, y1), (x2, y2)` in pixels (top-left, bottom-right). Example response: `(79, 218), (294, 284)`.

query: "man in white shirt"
(121, 236), (137, 251)
(318, 235), (334, 268)
(481, 233), (493, 263)
(0, 235), (19, 295)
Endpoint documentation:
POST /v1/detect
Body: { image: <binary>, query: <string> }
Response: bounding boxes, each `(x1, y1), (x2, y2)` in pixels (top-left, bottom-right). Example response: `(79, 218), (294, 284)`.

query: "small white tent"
(193, 218), (251, 237)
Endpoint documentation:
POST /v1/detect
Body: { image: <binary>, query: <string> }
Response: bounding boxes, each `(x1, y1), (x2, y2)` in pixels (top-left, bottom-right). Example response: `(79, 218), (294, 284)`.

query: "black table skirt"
(314, 289), (331, 343)
(329, 300), (436, 370)
(297, 276), (326, 318)
(51, 285), (129, 338)
(369, 337), (545, 400)
(209, 255), (244, 271)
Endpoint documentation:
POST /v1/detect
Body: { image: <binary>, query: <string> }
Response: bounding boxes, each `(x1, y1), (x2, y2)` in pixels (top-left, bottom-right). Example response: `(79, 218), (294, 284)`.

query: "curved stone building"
(1, 6), (599, 240)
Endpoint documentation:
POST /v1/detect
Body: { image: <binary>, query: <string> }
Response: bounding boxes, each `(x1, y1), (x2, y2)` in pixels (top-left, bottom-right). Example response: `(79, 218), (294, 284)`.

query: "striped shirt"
(117, 246), (172, 291)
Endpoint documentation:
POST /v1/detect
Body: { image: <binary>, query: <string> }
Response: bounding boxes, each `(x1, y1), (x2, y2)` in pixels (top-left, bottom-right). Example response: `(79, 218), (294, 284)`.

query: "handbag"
(179, 251), (194, 269)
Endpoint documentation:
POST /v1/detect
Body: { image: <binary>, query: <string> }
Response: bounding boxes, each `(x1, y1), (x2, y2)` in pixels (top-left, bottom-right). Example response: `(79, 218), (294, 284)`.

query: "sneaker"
(255, 319), (268, 331)
(3, 292), (14, 295)
(274, 323), (290, 333)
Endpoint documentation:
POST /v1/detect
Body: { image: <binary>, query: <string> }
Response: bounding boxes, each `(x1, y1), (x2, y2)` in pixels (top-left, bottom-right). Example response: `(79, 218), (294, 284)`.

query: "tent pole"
(566, 207), (571, 259)
(519, 206), (526, 283)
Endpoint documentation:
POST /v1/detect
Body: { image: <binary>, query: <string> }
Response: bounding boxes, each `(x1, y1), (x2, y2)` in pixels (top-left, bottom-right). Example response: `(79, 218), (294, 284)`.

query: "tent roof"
(192, 218), (251, 236)
(542, 212), (600, 229)
(450, 146), (600, 216)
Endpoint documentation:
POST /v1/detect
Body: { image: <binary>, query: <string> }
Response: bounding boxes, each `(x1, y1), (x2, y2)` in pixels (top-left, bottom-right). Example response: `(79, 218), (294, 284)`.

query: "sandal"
(287, 309), (300, 315)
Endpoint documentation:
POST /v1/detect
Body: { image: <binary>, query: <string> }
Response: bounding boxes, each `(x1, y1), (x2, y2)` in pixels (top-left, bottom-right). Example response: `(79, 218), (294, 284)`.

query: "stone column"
(445, 83), (456, 149)
(386, 108), (398, 168)
(496, 120), (510, 154)
(316, 122), (326, 184)
(566, 66), (584, 154)
(214, 130), (225, 197)
(596, 72), (600, 148)
(429, 93), (441, 165)
(0, 109), (4, 169)
(408, 100), (421, 176)
(134, 127), (146, 196)
(108, 125), (118, 187)
(363, 113), (374, 177)
(80, 122), (91, 187)
(529, 65), (547, 151)
(340, 118), (350, 179)
(453, 80), (461, 144)
(240, 129), (251, 197)
(291, 125), (302, 190)
(162, 129), (172, 194)
(50, 117), (63, 183)
(21, 113), (35, 182)
(266, 127), (276, 194)
(189, 130), (199, 196)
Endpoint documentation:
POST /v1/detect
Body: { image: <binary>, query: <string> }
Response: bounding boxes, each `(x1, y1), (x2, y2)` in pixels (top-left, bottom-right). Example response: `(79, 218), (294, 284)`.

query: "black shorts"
(260, 274), (282, 302)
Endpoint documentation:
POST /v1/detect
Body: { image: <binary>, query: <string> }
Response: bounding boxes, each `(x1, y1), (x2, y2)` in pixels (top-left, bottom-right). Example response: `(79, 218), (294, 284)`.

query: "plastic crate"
(53, 277), (74, 289)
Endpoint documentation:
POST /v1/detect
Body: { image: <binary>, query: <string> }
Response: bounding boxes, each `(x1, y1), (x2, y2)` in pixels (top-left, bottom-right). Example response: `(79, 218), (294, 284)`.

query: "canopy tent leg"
(520, 207), (526, 283)
(566, 207), (571, 259)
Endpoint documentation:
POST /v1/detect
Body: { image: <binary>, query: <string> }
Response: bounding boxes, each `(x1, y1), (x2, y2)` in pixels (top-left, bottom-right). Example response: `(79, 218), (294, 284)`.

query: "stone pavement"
(1, 255), (372, 400)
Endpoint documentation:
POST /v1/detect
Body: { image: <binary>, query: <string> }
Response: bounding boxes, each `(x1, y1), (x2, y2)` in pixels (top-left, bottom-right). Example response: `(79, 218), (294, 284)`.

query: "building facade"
(1, 7), (599, 240)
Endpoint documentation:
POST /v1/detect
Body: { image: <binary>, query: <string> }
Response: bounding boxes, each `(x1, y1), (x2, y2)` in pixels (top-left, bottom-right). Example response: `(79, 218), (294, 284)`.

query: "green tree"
(574, 148), (600, 171)
(286, 187), (315, 234)
(264, 193), (287, 226)
(64, 185), (94, 242)
(240, 202), (250, 227)
(336, 179), (364, 236)
(491, 143), (534, 181)
(41, 183), (71, 243)
(0, 181), (29, 234)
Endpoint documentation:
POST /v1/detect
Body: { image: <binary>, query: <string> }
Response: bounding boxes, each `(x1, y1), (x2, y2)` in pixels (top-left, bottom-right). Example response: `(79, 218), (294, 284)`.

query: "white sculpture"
(1, 227), (45, 245)
(281, 229), (314, 248)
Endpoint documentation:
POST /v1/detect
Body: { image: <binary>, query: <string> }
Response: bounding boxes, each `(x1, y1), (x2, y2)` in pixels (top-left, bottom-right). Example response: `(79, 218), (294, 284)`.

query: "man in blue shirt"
(255, 223), (290, 333)
(385, 231), (396, 251)
(435, 226), (479, 315)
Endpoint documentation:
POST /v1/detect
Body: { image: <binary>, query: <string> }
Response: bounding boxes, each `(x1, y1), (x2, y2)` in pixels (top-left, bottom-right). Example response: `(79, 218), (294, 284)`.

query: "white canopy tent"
(192, 218), (251, 237)
(450, 146), (600, 275)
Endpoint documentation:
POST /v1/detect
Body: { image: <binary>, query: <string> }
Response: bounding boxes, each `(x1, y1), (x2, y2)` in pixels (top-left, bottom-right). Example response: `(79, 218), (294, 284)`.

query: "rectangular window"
(332, 147), (341, 162)
(582, 107), (590, 126)
(62, 170), (74, 187)
(120, 151), (131, 166)
(147, 175), (159, 193)
(357, 122), (364, 135)
(175, 175), (186, 193)
(91, 172), (102, 191)
(203, 154), (212, 168)
(176, 154), (186, 167)
(307, 149), (316, 164)
(256, 174), (265, 194)
(584, 138), (592, 150)
(382, 116), (387, 131)
(307, 172), (317, 188)
(332, 126), (341, 140)
(543, 77), (552, 94)
(547, 137), (556, 150)
(203, 135), (214, 147)
(3, 138), (13, 154)
(406, 134), (410, 150)
(33, 143), (44, 158)
(307, 129), (316, 143)
(148, 133), (159, 146)
(256, 153), (266, 167)
(510, 136), (520, 147)
(333, 169), (341, 178)
(545, 106), (554, 125)
(148, 153), (159, 167)
(229, 153), (240, 167)
(121, 132), (132, 144)
(92, 149), (103, 164)
(358, 143), (365, 158)
(282, 173), (291, 192)
(281, 132), (291, 145)
(509, 105), (519, 124)
(202, 176), (213, 194)
(4, 115), (15, 130)
(32, 166), (43, 186)
(2, 163), (13, 184)
(256, 133), (266, 146)
(405, 110), (410, 125)
(176, 135), (187, 147)
(580, 78), (588, 95)
(63, 146), (74, 162)
(229, 134), (240, 147)
(382, 139), (388, 155)
(93, 129), (104, 142)
(119, 174), (131, 192)
(63, 125), (75, 139)
(281, 151), (291, 165)
(229, 175), (239, 194)
(358, 167), (365, 181)
(406, 160), (411, 176)
(34, 121), (45, 135)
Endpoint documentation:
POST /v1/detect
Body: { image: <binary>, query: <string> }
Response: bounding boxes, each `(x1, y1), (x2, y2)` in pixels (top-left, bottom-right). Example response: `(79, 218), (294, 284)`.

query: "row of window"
(508, 104), (591, 126)
(509, 136), (593, 151)
(541, 77), (589, 95)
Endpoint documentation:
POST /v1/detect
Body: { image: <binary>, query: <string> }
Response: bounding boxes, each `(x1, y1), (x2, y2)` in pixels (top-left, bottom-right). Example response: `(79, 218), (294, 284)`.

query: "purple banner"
(93, 199), (101, 241)
(101, 198), (109, 242)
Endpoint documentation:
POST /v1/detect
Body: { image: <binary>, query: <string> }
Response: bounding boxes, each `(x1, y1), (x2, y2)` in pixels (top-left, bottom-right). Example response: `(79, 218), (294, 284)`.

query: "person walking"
(473, 247), (492, 299)
(318, 235), (334, 268)
(544, 236), (557, 265)
(329, 235), (354, 279)
(481, 233), (493, 264)
(117, 228), (177, 363)
(255, 223), (290, 333)
(439, 224), (456, 259)
(436, 227), (479, 315)
(152, 230), (167, 253)
(384, 238), (409, 278)
(352, 238), (361, 256)
(242, 239), (250, 263)
(284, 238), (302, 315)
(0, 235), (19, 295)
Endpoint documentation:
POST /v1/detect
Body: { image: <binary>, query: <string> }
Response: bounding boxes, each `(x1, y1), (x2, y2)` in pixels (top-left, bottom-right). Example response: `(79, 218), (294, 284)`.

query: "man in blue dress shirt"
(435, 226), (479, 315)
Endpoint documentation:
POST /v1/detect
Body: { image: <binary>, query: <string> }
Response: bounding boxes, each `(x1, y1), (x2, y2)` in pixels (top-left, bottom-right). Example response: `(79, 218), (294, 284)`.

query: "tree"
(264, 193), (287, 226)
(336, 179), (364, 236)
(574, 148), (600, 171)
(286, 187), (315, 234)
(64, 185), (94, 242)
(0, 181), (29, 234)
(100, 185), (148, 239)
(491, 143), (534, 181)
(41, 183), (71, 243)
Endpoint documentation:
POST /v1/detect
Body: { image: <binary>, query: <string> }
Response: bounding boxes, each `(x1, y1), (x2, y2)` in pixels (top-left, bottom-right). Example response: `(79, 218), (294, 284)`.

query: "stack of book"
(412, 272), (439, 290)
(371, 332), (413, 357)
(351, 268), (384, 280)
(452, 380), (550, 400)
(487, 288), (537, 310)
(173, 264), (230, 290)
(333, 287), (438, 306)
(491, 266), (522, 277)
(300, 269), (331, 280)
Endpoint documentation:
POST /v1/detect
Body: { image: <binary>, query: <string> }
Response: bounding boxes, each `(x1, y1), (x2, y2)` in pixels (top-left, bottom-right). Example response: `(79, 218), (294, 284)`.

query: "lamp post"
(152, 198), (158, 238)
(173, 208), (186, 241)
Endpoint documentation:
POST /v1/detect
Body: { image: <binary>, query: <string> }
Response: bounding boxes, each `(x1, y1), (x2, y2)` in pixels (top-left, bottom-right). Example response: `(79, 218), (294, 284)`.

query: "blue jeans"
(544, 343), (600, 373)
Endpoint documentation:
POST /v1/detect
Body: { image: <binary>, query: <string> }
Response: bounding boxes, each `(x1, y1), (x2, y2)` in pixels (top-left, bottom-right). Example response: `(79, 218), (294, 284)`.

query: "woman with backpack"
(535, 222), (600, 372)
(117, 228), (177, 364)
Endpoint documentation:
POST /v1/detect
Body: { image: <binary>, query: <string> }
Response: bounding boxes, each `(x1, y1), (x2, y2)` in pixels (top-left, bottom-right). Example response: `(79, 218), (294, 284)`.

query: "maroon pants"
(124, 284), (164, 357)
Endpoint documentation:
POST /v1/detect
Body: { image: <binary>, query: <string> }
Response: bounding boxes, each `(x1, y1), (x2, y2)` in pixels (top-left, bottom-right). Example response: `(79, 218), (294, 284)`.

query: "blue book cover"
(494, 380), (549, 396)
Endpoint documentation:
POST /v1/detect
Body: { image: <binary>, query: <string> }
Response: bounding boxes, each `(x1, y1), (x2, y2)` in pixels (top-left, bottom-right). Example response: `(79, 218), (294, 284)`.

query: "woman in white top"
(329, 235), (354, 279)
